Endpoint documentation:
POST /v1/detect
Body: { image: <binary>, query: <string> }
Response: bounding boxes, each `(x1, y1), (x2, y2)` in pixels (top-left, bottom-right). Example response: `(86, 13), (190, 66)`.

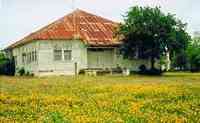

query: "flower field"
(0, 72), (200, 123)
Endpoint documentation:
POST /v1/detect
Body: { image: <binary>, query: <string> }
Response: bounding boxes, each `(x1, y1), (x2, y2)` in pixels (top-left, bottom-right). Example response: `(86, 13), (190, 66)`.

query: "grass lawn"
(0, 72), (200, 123)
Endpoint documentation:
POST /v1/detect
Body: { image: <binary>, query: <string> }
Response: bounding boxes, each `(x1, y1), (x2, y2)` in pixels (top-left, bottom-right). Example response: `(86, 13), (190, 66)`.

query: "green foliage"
(18, 68), (25, 76)
(171, 51), (188, 70)
(170, 30), (191, 71)
(0, 52), (15, 75)
(0, 52), (7, 65)
(187, 37), (200, 72)
(44, 112), (70, 123)
(16, 68), (34, 76)
(117, 6), (191, 71)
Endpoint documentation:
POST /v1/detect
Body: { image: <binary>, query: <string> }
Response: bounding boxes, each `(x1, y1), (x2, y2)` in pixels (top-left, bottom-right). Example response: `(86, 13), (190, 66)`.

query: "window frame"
(34, 51), (37, 62)
(63, 50), (72, 61)
(53, 49), (62, 61)
(22, 53), (26, 64)
(53, 49), (72, 62)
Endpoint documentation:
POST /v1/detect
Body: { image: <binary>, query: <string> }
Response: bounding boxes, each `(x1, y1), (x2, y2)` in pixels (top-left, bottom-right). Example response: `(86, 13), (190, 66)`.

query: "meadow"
(0, 72), (200, 123)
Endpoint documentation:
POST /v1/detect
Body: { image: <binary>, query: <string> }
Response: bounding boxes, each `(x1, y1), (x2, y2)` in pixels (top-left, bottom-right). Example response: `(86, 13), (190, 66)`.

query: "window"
(32, 51), (37, 62)
(54, 49), (62, 61)
(28, 52), (31, 63)
(29, 52), (32, 63)
(32, 51), (35, 62)
(22, 53), (26, 64)
(64, 50), (72, 61)
(34, 51), (37, 62)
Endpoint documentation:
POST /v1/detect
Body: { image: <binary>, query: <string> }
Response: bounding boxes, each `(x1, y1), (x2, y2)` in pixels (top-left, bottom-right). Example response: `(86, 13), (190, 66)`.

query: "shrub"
(112, 65), (123, 74)
(147, 68), (162, 75)
(138, 65), (147, 74)
(18, 68), (25, 76)
(79, 69), (85, 75)
(138, 65), (162, 75)
(0, 53), (15, 76)
(25, 71), (30, 76)
(30, 73), (34, 77)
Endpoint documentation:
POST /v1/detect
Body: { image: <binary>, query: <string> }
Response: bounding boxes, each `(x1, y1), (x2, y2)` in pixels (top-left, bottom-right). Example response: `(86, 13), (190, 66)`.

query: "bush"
(25, 71), (30, 76)
(138, 65), (147, 74)
(0, 53), (15, 76)
(112, 66), (123, 74)
(138, 65), (162, 75)
(30, 73), (34, 77)
(78, 69), (85, 75)
(147, 68), (162, 75)
(18, 68), (25, 76)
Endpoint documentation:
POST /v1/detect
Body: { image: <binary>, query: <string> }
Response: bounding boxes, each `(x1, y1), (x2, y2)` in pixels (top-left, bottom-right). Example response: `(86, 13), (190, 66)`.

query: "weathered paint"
(37, 40), (87, 76)
(12, 40), (155, 76)
(12, 41), (39, 74)
(87, 48), (152, 71)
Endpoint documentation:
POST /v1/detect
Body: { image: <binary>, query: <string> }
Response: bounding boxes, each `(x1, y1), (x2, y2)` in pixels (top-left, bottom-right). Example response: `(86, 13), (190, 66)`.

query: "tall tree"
(117, 6), (191, 70)
(171, 28), (191, 70)
(187, 37), (200, 72)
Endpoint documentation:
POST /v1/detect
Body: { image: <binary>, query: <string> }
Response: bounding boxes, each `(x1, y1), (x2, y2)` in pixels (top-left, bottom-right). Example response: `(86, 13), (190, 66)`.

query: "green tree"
(0, 52), (7, 73)
(117, 6), (191, 72)
(171, 51), (188, 70)
(187, 37), (200, 72)
(0, 52), (6, 61)
(0, 51), (15, 75)
(171, 28), (191, 71)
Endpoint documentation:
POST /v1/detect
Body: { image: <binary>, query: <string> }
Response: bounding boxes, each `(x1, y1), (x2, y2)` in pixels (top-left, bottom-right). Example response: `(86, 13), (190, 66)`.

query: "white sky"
(0, 0), (200, 49)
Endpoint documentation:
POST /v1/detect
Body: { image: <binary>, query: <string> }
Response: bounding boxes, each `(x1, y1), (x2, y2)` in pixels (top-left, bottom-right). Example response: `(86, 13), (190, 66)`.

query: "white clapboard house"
(6, 9), (164, 76)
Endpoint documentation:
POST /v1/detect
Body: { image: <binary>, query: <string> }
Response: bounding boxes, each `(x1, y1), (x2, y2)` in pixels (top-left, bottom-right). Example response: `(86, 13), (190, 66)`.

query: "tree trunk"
(150, 56), (155, 70)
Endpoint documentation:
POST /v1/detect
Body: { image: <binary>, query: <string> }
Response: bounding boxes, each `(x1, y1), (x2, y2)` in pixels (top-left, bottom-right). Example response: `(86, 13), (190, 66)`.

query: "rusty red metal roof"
(8, 9), (121, 49)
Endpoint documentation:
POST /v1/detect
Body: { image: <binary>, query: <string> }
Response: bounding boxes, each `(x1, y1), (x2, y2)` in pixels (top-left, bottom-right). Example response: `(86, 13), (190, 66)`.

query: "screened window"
(28, 52), (31, 63)
(31, 51), (37, 62)
(29, 52), (32, 63)
(34, 51), (37, 61)
(64, 50), (72, 61)
(54, 49), (62, 61)
(22, 53), (26, 64)
(31, 51), (35, 62)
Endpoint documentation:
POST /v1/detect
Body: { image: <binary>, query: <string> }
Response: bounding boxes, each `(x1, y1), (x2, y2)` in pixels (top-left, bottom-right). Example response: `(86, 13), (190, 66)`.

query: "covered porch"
(82, 47), (128, 76)
(87, 47), (116, 69)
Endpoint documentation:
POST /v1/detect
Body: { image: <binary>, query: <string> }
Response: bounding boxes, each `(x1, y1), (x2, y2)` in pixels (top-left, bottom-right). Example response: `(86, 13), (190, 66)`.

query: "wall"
(87, 48), (115, 68)
(37, 40), (87, 76)
(12, 41), (39, 74)
(86, 47), (153, 71)
(12, 39), (161, 76)
(113, 48), (152, 71)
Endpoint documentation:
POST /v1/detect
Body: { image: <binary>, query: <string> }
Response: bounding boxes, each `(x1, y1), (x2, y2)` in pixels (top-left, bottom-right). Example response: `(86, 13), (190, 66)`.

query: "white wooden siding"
(12, 39), (156, 76)
(37, 40), (87, 76)
(12, 41), (39, 74)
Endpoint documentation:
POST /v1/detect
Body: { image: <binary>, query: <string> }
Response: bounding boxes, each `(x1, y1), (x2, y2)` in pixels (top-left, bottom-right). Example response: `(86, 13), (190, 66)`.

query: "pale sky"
(0, 0), (200, 49)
